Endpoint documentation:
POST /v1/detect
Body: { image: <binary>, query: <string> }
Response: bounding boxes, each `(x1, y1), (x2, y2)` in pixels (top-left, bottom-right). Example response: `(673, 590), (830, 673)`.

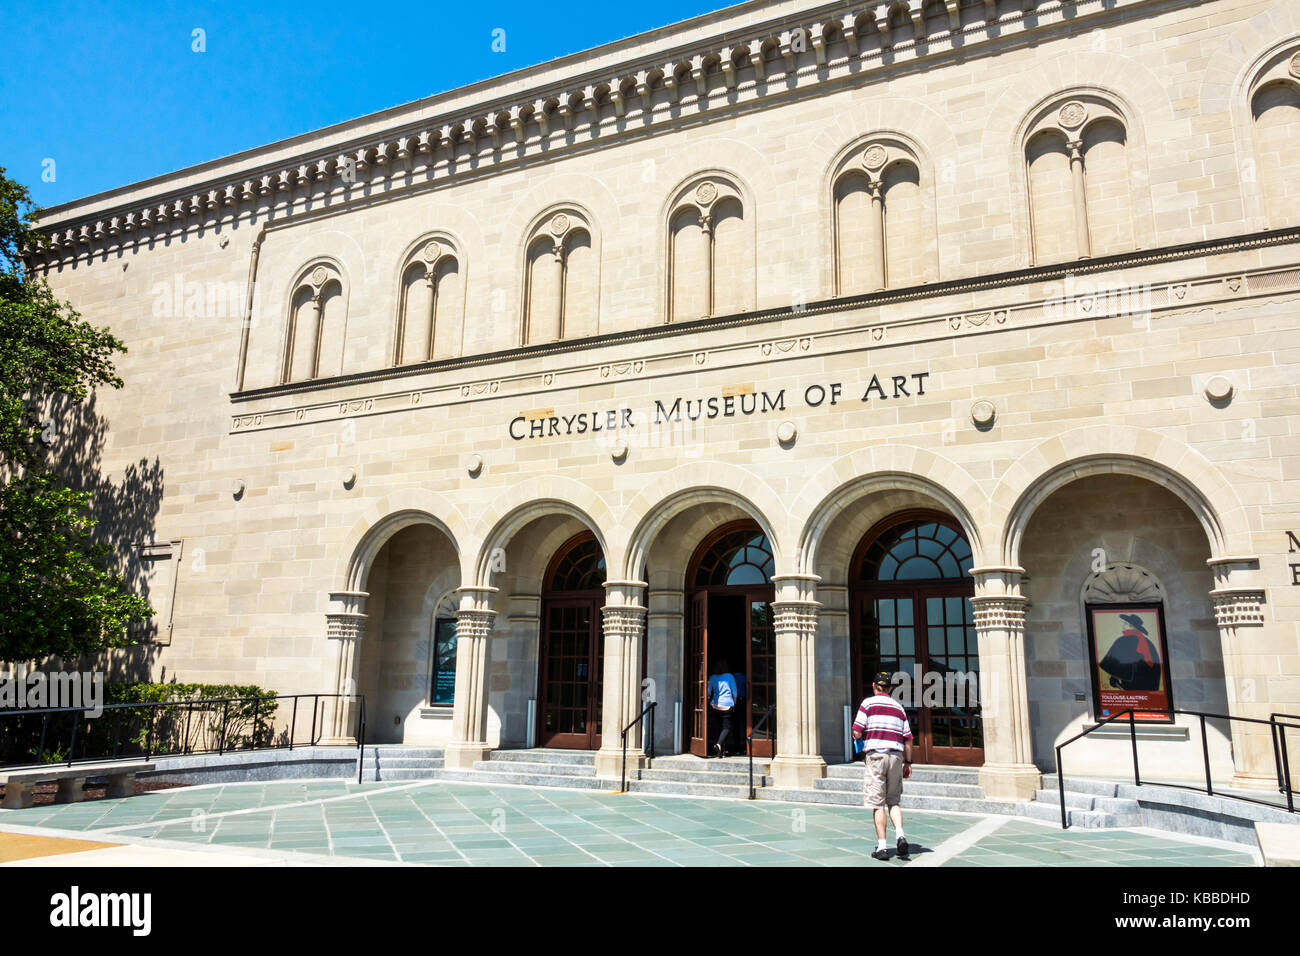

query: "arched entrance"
(537, 532), (606, 749)
(849, 511), (983, 766)
(685, 521), (776, 758)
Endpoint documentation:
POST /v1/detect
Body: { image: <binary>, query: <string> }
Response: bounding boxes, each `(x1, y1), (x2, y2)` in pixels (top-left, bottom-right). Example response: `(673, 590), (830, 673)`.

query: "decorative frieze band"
(227, 252), (1300, 435)
(33, 0), (1133, 269)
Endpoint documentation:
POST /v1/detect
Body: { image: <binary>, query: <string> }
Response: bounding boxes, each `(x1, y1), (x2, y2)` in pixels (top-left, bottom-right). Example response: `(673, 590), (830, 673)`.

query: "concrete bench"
(0, 762), (155, 810)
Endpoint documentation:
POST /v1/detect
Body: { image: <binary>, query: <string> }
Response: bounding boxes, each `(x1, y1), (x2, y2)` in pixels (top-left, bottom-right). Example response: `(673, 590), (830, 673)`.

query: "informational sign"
(1085, 604), (1173, 722)
(430, 618), (457, 706)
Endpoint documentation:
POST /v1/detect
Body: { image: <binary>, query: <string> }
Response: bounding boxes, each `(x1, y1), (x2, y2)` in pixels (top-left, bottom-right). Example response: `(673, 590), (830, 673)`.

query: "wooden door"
(745, 595), (776, 758)
(688, 590), (708, 756)
(538, 597), (602, 749)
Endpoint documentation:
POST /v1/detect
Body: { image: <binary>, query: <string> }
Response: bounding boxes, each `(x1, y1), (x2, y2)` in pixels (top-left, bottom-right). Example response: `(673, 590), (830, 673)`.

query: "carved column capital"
(1210, 588), (1266, 628)
(970, 594), (1029, 630)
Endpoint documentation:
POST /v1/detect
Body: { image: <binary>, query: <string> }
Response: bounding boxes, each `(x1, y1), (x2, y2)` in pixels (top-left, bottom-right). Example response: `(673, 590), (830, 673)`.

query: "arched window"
(282, 263), (346, 383)
(1024, 97), (1135, 263)
(395, 238), (463, 365)
(833, 140), (930, 293)
(667, 178), (754, 322)
(548, 535), (607, 591)
(692, 527), (775, 586)
(523, 211), (598, 344)
(857, 518), (973, 581)
(1250, 64), (1300, 225)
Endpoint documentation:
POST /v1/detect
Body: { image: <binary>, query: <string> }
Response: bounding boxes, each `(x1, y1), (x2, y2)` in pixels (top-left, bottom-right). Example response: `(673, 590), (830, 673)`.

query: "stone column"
(1207, 556), (1274, 789)
(324, 590), (367, 744)
(1066, 139), (1092, 259)
(700, 213), (715, 317)
(594, 580), (649, 780)
(444, 585), (499, 770)
(970, 567), (1042, 800)
(770, 573), (827, 789)
(868, 180), (886, 291)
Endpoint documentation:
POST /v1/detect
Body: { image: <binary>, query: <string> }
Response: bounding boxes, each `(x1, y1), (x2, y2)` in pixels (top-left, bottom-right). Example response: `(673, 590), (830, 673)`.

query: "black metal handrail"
(619, 701), (657, 793)
(1054, 707), (1300, 829)
(748, 704), (776, 799)
(0, 693), (365, 771)
(354, 694), (367, 784)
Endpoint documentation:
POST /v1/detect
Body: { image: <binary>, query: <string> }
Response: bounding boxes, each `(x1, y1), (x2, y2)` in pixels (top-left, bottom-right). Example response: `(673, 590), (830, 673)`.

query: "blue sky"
(0, 0), (730, 209)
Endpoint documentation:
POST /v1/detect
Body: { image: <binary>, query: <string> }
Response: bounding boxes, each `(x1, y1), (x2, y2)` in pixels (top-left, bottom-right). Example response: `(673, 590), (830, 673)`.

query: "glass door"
(538, 598), (603, 749)
(746, 596), (776, 758)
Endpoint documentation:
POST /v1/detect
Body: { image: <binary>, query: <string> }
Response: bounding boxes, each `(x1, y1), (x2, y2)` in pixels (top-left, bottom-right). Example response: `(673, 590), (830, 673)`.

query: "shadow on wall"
(40, 391), (166, 684)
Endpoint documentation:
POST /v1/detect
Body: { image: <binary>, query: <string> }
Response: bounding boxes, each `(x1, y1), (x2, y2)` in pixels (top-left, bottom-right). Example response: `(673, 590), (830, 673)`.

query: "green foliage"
(0, 166), (151, 661)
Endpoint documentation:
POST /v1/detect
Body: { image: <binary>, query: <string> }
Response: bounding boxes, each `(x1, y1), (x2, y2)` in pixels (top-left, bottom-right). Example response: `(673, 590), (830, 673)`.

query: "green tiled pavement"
(0, 779), (1258, 867)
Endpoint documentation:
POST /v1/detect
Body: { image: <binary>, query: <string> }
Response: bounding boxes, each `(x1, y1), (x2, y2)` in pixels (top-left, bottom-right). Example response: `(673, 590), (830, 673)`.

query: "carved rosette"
(694, 181), (718, 206)
(971, 595), (1028, 631)
(549, 213), (570, 236)
(1057, 101), (1088, 130)
(1211, 589), (1266, 628)
(1290, 51), (1300, 79)
(862, 143), (888, 171)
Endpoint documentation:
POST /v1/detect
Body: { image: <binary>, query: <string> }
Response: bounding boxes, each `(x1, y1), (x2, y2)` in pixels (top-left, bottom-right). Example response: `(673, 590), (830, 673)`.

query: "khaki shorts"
(863, 751), (904, 809)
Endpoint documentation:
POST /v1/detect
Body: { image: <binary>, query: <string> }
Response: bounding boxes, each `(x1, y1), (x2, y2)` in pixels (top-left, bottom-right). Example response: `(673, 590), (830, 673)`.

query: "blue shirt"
(708, 673), (737, 709)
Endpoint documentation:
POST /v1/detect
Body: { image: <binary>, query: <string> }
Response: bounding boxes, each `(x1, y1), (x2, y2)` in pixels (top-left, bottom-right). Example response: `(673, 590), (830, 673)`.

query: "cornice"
(230, 223), (1300, 405)
(226, 225), (1300, 434)
(30, 0), (1183, 269)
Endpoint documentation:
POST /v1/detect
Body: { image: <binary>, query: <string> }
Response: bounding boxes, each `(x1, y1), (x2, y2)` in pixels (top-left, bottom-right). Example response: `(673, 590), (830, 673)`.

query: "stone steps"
(636, 767), (773, 786)
(473, 759), (596, 778)
(1018, 798), (1143, 829)
(624, 778), (753, 798)
(814, 776), (985, 798)
(487, 749), (596, 766)
(434, 767), (613, 790)
(360, 745), (446, 782)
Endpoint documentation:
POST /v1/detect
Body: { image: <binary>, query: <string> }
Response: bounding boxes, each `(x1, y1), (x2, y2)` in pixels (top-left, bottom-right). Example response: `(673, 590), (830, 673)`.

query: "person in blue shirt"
(707, 659), (738, 757)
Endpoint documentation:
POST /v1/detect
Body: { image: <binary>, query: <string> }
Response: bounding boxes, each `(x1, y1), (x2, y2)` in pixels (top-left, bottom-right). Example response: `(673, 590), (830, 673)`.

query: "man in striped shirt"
(852, 670), (914, 861)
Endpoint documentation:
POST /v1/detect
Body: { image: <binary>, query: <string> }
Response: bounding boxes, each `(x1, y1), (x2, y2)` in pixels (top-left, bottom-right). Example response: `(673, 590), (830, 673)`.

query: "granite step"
(649, 755), (771, 774)
(635, 767), (774, 786)
(623, 778), (752, 798)
(363, 747), (446, 759)
(371, 766), (446, 781)
(487, 749), (596, 766)
(473, 759), (596, 777)
(825, 763), (980, 785)
(1039, 775), (1124, 797)
(814, 776), (985, 798)
(432, 768), (612, 790)
(1019, 798), (1142, 828)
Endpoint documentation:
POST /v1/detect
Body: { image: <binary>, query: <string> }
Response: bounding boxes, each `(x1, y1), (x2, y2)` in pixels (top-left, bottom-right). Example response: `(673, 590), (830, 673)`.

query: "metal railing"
(748, 704), (776, 799)
(619, 700), (657, 793)
(1054, 707), (1299, 829)
(0, 693), (366, 772)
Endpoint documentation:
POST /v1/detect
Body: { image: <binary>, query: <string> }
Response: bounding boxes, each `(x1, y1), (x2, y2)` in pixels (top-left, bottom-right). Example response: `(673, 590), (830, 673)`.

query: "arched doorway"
(538, 532), (606, 749)
(685, 521), (776, 758)
(849, 512), (983, 766)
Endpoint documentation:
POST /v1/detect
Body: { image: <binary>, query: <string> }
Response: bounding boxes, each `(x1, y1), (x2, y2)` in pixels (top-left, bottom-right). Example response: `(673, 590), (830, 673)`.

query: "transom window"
(547, 535), (606, 592)
(693, 528), (774, 587)
(857, 519), (972, 582)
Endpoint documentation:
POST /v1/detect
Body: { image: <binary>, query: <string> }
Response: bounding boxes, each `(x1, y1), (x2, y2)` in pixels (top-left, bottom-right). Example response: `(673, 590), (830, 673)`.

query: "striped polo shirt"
(853, 694), (913, 753)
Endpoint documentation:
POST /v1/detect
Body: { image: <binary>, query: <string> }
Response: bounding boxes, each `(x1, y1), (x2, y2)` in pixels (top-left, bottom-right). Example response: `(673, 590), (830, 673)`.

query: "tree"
(0, 167), (151, 662)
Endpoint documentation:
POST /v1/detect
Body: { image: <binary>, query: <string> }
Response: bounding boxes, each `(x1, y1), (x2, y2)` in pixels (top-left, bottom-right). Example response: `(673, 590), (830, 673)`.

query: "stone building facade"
(31, 0), (1300, 798)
